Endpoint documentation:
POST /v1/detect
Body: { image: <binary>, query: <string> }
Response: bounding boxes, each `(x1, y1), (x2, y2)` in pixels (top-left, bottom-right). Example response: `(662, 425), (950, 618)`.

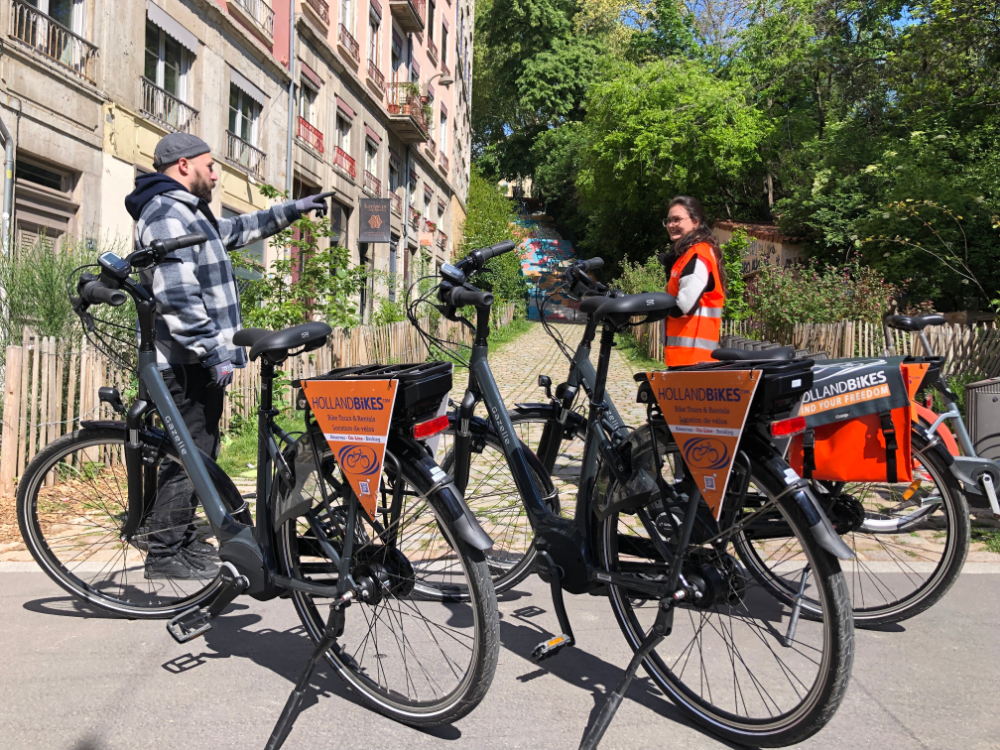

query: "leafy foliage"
(474, 0), (1000, 311)
(459, 165), (528, 305)
(237, 185), (366, 329)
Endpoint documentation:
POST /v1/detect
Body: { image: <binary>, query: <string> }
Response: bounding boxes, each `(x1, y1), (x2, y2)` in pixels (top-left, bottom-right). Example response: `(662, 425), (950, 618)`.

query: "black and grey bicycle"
(407, 243), (856, 748)
(500, 262), (973, 628)
(17, 234), (500, 746)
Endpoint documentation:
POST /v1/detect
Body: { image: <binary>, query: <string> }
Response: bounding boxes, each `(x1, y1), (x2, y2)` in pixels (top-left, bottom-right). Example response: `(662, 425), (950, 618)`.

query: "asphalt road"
(2, 563), (998, 750)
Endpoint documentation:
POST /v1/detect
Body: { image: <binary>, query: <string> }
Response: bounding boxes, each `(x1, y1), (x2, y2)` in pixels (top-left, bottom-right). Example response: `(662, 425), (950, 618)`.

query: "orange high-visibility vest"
(664, 242), (724, 366)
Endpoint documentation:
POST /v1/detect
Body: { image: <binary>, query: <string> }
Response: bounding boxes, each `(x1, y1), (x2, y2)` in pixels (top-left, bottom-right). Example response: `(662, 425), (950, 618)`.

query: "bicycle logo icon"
(338, 444), (381, 476)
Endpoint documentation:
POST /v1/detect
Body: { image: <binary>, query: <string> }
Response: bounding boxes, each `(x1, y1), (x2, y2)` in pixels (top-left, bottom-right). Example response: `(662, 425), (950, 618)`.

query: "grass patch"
(614, 331), (664, 371)
(971, 525), (1000, 554)
(217, 412), (304, 479)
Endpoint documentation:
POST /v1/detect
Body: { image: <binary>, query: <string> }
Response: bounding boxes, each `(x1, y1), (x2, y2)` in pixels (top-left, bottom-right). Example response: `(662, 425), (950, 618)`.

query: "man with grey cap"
(125, 132), (332, 580)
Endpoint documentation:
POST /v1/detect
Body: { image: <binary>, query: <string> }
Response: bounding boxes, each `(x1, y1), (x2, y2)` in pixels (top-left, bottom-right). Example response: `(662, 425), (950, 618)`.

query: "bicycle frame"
(453, 304), (697, 600)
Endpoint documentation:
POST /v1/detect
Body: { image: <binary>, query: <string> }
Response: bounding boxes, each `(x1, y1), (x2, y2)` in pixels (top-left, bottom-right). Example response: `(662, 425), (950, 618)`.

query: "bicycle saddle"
(885, 314), (947, 331)
(234, 322), (333, 362)
(711, 346), (795, 362)
(593, 292), (677, 325)
(579, 295), (610, 315)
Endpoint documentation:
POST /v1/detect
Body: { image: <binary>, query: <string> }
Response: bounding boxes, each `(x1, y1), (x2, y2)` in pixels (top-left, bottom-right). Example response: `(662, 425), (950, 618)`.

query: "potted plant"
(388, 102), (400, 114)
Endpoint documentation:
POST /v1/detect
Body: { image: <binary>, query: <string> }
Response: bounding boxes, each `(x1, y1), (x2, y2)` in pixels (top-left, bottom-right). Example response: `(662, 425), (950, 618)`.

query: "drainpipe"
(0, 114), (13, 254)
(285, 0), (296, 197)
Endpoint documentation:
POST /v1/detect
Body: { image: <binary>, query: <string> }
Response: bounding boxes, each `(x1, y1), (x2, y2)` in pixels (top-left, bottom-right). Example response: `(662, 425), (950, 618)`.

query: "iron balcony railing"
(334, 146), (356, 179)
(439, 153), (449, 173)
(339, 24), (360, 63)
(436, 230), (447, 249)
(297, 116), (324, 153)
(390, 192), (403, 215)
(232, 0), (275, 37)
(364, 170), (382, 197)
(426, 35), (438, 66)
(441, 62), (450, 79)
(427, 137), (437, 157)
(367, 59), (385, 95)
(10, 0), (98, 83)
(387, 83), (428, 129)
(409, 207), (420, 229)
(140, 77), (199, 134)
(225, 130), (267, 180)
(304, 0), (330, 25)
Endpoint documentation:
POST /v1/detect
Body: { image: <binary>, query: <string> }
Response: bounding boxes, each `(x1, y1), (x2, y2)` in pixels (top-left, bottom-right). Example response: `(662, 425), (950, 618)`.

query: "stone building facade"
(0, 0), (474, 320)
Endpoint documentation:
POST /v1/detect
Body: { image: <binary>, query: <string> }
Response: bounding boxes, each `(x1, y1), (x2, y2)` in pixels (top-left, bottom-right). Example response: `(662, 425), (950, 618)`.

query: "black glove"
(295, 191), (336, 218)
(207, 359), (234, 388)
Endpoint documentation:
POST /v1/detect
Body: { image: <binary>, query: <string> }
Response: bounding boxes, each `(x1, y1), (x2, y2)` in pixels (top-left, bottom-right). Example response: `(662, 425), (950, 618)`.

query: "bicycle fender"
(764, 457), (856, 561)
(398, 438), (494, 552)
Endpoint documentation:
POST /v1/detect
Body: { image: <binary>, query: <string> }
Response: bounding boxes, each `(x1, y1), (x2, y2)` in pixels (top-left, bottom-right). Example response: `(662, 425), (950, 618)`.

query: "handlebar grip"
(478, 240), (516, 262)
(155, 232), (209, 255)
(450, 287), (495, 308)
(81, 280), (127, 307)
(578, 257), (604, 271)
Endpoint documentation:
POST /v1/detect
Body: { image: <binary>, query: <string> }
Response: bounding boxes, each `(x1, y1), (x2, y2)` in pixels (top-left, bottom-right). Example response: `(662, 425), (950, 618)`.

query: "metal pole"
(0, 114), (13, 254)
(285, 0), (296, 197)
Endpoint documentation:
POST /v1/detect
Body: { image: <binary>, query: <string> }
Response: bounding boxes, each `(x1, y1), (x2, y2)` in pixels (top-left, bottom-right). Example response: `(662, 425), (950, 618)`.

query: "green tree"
(458, 165), (528, 306)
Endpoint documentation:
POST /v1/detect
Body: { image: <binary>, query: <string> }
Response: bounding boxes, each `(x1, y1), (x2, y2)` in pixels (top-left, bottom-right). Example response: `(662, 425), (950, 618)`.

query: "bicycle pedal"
(167, 605), (213, 644)
(531, 633), (573, 662)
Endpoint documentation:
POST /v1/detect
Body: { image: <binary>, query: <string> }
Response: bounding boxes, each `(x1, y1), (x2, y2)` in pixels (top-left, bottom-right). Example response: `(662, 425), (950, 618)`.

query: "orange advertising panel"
(301, 379), (399, 519)
(647, 370), (762, 519)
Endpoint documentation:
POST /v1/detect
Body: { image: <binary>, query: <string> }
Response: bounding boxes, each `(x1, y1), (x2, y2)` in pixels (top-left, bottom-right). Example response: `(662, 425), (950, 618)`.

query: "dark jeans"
(147, 364), (225, 559)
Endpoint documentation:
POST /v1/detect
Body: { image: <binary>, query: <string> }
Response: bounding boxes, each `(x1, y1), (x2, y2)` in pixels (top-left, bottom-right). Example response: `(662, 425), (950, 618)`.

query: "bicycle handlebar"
(78, 273), (127, 307)
(129, 232), (208, 270)
(578, 257), (604, 271)
(449, 286), (495, 308)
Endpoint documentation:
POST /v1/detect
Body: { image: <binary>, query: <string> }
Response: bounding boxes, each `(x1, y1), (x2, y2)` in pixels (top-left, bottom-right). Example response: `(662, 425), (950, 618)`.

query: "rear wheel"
(597, 425), (854, 747)
(17, 427), (250, 619)
(276, 435), (499, 727)
(734, 431), (969, 627)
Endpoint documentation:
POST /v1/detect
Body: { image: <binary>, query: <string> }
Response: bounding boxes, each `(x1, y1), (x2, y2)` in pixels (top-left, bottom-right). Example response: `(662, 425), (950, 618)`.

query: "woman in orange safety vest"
(660, 196), (727, 366)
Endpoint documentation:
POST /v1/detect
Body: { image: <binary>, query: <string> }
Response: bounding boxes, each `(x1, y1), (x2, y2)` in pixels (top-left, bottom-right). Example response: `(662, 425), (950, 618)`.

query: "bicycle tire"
(597, 425), (854, 747)
(734, 431), (970, 628)
(17, 427), (251, 619)
(436, 419), (559, 592)
(275, 434), (500, 727)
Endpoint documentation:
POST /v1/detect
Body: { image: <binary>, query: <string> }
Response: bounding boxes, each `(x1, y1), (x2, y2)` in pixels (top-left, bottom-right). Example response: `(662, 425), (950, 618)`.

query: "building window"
(440, 111), (447, 153)
(365, 137), (378, 175)
(33, 0), (84, 34)
(337, 115), (351, 152)
(14, 158), (78, 251)
(229, 83), (261, 144)
(427, 0), (434, 41)
(368, 11), (380, 65)
(341, 0), (354, 33)
(389, 159), (400, 192)
(298, 82), (318, 125)
(441, 26), (447, 67)
(144, 20), (188, 98)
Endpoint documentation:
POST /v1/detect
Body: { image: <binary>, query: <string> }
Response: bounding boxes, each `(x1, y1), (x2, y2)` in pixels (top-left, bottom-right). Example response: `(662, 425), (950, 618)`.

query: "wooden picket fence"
(0, 304), (516, 495)
(632, 317), (1000, 380)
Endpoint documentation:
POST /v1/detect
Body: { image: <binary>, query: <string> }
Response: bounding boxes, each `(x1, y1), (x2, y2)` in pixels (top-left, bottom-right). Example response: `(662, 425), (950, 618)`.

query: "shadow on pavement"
(23, 595), (125, 619)
(160, 608), (462, 741)
(499, 606), (753, 750)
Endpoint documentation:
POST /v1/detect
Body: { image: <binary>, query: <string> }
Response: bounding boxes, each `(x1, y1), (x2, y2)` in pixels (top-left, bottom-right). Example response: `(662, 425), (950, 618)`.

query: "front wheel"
(597, 425), (854, 747)
(17, 427), (251, 619)
(276, 434), (499, 727)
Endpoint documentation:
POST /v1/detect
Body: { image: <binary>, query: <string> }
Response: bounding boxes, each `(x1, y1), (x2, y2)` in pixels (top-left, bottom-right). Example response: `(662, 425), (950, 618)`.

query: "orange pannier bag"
(788, 358), (928, 484)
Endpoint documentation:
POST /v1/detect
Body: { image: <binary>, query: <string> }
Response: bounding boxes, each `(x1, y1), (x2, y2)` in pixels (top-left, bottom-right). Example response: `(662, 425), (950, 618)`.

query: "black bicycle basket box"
(295, 361), (453, 424)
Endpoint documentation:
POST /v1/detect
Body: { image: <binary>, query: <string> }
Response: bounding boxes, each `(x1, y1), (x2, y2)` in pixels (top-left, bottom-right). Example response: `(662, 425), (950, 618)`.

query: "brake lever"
(70, 296), (96, 332)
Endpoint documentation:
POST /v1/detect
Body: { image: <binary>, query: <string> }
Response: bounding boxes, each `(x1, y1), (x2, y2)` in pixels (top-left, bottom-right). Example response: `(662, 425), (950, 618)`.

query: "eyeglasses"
(663, 216), (686, 227)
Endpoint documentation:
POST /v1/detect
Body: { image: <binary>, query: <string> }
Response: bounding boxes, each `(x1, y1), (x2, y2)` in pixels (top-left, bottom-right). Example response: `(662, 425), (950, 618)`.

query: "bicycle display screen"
(98, 252), (131, 280)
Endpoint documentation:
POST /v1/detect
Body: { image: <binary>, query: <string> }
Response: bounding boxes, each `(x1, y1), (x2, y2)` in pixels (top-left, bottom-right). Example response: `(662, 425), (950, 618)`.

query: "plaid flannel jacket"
(134, 189), (300, 369)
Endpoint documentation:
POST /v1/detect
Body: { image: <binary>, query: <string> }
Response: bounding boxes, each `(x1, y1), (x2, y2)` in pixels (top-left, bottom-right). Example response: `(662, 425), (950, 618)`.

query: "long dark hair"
(658, 195), (727, 294)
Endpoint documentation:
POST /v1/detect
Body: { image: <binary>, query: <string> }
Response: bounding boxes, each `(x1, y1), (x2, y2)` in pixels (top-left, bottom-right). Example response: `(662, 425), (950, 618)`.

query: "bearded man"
(124, 133), (331, 580)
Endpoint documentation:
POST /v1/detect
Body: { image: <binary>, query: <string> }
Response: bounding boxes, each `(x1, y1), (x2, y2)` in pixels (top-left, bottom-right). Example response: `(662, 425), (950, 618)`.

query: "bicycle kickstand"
(578, 600), (674, 750)
(531, 548), (576, 662)
(264, 595), (350, 750)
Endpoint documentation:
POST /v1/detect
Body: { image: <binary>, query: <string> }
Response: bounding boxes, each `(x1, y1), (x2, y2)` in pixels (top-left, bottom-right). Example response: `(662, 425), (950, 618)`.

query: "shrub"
(746, 257), (898, 340)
